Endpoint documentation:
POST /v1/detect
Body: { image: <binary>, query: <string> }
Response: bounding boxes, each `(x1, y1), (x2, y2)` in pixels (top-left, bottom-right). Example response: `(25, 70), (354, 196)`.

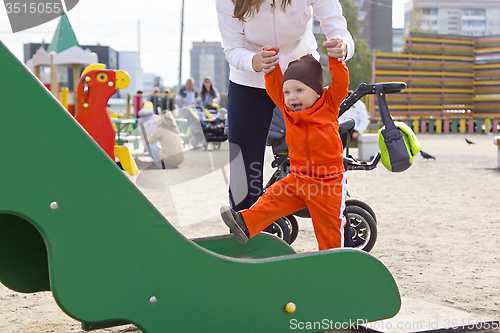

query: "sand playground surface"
(1, 133), (499, 333)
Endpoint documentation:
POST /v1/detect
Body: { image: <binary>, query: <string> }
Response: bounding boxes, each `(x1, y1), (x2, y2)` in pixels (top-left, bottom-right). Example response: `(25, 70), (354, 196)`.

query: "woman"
(216, 0), (355, 211)
(198, 77), (221, 109)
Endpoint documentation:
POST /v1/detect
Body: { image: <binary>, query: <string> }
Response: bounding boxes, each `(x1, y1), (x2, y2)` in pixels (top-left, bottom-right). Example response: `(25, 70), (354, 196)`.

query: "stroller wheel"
(346, 199), (377, 222)
(262, 217), (291, 244)
(213, 142), (221, 150)
(281, 215), (298, 245)
(347, 206), (377, 252)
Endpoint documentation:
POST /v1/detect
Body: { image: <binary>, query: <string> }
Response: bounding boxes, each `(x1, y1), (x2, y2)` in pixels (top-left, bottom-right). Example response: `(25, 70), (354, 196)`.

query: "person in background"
(216, 0), (355, 212)
(198, 77), (221, 109)
(134, 90), (145, 118)
(161, 88), (174, 112)
(149, 87), (161, 114)
(146, 112), (185, 169)
(137, 101), (159, 142)
(338, 90), (370, 147)
(175, 78), (199, 109)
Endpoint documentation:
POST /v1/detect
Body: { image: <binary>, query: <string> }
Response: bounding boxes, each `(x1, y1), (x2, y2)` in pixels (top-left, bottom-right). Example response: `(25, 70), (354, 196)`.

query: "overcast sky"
(0, 0), (409, 88)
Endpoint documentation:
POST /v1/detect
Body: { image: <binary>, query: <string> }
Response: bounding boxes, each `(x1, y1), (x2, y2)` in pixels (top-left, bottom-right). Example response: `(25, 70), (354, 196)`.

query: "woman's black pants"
(227, 81), (275, 211)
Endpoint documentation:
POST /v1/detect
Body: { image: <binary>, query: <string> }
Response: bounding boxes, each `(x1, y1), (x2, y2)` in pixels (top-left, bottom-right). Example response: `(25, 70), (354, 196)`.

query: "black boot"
(220, 206), (249, 244)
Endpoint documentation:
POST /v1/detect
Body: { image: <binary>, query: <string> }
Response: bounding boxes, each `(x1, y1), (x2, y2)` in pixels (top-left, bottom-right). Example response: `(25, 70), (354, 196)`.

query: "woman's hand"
(323, 36), (347, 62)
(252, 46), (280, 73)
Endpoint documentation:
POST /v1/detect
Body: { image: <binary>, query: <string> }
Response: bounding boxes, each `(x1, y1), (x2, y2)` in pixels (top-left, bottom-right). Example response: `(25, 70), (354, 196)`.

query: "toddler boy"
(221, 37), (349, 250)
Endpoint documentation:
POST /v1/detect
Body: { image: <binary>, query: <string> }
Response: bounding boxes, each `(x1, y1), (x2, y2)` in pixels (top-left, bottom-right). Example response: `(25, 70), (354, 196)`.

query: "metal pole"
(178, 0), (185, 89)
(138, 18), (141, 67)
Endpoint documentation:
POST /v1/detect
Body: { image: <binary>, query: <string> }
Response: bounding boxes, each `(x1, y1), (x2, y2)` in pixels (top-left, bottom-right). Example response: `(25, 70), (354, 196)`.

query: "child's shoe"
(220, 205), (249, 244)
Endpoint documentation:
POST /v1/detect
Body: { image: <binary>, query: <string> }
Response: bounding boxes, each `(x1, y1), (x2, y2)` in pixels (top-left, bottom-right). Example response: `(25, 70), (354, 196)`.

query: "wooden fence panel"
(372, 32), (500, 133)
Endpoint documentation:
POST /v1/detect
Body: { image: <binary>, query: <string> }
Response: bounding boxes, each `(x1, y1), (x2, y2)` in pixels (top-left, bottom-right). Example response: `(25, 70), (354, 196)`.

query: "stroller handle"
(339, 118), (355, 135)
(339, 82), (407, 117)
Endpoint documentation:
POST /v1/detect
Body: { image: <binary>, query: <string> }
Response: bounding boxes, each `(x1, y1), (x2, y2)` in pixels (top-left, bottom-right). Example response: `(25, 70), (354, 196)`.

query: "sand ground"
(1, 133), (499, 332)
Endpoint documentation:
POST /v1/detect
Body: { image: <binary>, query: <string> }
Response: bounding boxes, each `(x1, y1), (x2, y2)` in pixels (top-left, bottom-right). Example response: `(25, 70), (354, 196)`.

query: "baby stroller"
(194, 105), (228, 150)
(265, 82), (407, 252)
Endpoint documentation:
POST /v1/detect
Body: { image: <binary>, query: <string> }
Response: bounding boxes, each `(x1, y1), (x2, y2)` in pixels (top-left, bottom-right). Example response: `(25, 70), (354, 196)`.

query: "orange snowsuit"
(240, 57), (350, 250)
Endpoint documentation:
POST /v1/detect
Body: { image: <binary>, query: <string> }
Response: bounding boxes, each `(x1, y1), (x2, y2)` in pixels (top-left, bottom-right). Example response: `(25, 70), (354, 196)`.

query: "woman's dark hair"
(201, 79), (216, 101)
(233, 0), (291, 22)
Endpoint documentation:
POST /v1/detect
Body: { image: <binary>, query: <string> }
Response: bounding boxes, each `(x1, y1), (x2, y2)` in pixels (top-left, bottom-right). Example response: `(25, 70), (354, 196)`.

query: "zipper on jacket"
(305, 124), (311, 163)
(303, 116), (312, 166)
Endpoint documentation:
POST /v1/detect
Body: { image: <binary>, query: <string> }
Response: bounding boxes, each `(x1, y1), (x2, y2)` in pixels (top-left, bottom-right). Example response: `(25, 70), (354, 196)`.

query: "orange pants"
(240, 172), (347, 250)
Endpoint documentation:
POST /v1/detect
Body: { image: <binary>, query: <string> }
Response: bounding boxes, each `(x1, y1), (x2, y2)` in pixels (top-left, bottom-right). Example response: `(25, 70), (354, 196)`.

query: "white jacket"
(216, 0), (355, 89)
(338, 100), (370, 134)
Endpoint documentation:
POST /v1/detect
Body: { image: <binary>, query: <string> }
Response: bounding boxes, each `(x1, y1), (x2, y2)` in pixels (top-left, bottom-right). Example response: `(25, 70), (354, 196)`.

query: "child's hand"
(252, 46), (280, 73)
(323, 36), (347, 62)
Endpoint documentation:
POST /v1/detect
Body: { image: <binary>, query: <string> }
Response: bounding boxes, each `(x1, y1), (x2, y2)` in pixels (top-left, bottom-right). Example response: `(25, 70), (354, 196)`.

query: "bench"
(358, 133), (381, 161)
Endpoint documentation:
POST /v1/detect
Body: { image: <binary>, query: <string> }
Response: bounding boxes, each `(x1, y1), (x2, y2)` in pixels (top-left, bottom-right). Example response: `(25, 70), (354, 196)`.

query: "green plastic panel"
(0, 41), (400, 333)
(193, 233), (296, 258)
(0, 214), (50, 292)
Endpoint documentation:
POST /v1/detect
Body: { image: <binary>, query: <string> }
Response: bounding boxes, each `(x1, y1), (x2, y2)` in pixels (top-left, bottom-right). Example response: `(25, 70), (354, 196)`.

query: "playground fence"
(370, 32), (500, 134)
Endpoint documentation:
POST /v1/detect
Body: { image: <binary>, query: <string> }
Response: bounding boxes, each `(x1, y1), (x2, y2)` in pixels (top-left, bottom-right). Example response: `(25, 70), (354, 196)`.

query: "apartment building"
(404, 0), (500, 36)
(313, 0), (393, 53)
(190, 41), (229, 94)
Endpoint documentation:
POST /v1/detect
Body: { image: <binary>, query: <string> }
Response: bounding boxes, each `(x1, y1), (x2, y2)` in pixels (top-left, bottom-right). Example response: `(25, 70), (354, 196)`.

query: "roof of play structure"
(29, 47), (50, 67)
(27, 45), (97, 68)
(53, 46), (97, 65)
(27, 13), (97, 67)
(47, 13), (80, 54)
